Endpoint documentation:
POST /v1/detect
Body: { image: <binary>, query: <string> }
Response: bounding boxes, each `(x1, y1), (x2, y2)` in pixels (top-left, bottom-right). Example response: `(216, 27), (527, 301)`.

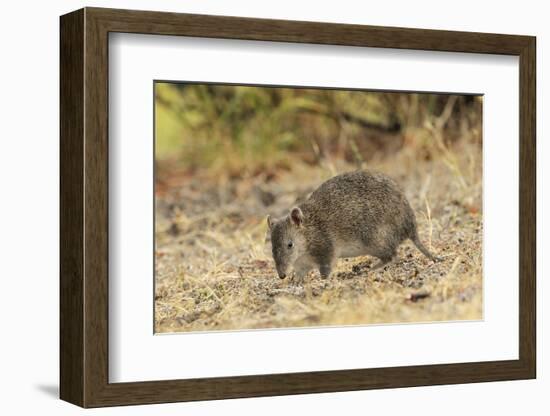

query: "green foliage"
(155, 82), (481, 175)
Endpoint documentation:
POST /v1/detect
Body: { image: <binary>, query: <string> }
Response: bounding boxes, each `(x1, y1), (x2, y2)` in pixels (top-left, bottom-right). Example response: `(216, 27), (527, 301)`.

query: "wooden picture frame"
(60, 7), (536, 408)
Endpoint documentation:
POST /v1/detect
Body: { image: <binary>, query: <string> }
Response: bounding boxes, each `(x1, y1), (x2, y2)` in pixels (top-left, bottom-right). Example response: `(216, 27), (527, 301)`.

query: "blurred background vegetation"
(155, 82), (482, 178)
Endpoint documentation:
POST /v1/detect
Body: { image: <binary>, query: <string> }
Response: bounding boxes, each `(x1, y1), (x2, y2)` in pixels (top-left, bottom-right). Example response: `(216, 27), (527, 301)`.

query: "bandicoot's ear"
(267, 215), (274, 230)
(290, 207), (304, 227)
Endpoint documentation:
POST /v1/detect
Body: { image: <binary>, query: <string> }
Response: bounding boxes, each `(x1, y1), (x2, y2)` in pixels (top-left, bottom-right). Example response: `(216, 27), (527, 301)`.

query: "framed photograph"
(60, 7), (536, 408)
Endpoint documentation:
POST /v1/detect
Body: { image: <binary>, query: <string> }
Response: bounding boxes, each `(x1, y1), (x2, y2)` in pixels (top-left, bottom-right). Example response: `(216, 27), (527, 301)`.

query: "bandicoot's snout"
(276, 268), (287, 279)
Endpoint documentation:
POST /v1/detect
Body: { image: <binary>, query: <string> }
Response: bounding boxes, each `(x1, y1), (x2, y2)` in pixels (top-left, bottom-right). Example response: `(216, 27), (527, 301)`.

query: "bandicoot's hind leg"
(411, 231), (441, 262)
(370, 256), (393, 271)
(370, 247), (397, 271)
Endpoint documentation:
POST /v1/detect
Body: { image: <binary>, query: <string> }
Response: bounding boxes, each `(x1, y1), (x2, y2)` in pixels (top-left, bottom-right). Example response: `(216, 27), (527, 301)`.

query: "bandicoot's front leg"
(312, 243), (335, 279)
(319, 263), (333, 279)
(293, 255), (314, 281)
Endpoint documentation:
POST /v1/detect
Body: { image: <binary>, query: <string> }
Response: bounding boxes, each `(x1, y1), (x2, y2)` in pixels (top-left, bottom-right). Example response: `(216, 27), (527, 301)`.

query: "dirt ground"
(154, 140), (482, 333)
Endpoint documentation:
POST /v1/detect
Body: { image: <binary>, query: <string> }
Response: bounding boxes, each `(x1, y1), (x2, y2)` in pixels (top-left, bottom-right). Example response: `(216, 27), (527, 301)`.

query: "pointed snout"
(276, 266), (287, 279)
(272, 251), (289, 279)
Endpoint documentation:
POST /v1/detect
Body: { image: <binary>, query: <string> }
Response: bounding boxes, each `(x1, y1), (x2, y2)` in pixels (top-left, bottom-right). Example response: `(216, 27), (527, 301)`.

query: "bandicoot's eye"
(287, 241), (293, 249)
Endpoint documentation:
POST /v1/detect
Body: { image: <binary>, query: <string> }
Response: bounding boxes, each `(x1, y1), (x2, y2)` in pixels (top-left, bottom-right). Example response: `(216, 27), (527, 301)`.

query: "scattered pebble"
(407, 291), (431, 302)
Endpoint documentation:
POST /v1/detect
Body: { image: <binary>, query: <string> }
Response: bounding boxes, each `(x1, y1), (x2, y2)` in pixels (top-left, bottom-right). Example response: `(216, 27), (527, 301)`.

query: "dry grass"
(154, 140), (482, 333)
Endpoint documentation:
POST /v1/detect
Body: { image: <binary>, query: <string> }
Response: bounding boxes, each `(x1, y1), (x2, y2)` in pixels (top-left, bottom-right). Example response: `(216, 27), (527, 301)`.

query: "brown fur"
(267, 171), (439, 279)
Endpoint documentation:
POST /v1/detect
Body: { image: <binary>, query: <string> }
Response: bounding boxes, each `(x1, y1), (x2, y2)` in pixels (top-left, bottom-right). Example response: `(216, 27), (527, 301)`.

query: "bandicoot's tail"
(410, 231), (441, 262)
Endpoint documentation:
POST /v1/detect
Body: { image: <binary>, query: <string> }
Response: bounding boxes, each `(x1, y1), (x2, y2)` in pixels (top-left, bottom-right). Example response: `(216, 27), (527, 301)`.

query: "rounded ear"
(290, 207), (304, 227)
(267, 215), (274, 230)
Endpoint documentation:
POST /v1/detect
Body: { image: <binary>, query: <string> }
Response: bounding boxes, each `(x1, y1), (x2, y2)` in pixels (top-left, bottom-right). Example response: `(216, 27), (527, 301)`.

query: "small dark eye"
(287, 241), (293, 249)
